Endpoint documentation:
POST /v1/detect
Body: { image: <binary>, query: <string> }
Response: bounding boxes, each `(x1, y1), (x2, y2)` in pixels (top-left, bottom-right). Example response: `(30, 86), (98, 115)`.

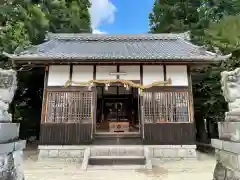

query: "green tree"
(149, 0), (240, 142)
(0, 0), (48, 140)
(42, 0), (91, 33)
(149, 0), (201, 33)
(1, 0), (92, 140)
(192, 15), (240, 142)
(191, 0), (240, 45)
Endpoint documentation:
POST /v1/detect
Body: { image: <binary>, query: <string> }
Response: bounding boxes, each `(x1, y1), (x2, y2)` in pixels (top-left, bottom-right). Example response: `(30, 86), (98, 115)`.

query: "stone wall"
(38, 145), (197, 162)
(149, 145), (196, 160)
(38, 145), (86, 162)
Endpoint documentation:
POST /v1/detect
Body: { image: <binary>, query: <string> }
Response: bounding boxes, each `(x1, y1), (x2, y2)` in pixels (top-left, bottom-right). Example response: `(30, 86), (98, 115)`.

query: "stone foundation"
(212, 139), (240, 179)
(38, 145), (197, 161)
(148, 145), (197, 159)
(0, 140), (26, 180)
(38, 145), (86, 162)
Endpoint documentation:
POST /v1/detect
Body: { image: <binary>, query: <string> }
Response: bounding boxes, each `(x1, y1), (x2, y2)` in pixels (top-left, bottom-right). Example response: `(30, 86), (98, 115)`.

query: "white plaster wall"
(166, 65), (188, 86)
(47, 65), (70, 86)
(143, 65), (164, 85)
(96, 66), (117, 80)
(71, 65), (93, 85)
(119, 65), (140, 80)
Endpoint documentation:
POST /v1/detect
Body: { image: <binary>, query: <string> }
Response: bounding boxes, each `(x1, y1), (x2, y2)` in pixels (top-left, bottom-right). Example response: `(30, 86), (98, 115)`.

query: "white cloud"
(92, 29), (107, 34)
(89, 0), (117, 33)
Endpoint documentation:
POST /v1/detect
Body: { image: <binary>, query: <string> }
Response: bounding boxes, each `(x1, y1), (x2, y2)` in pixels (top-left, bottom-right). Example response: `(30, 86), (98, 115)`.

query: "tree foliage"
(42, 0), (91, 33)
(0, 0), (91, 139)
(149, 0), (201, 33)
(149, 0), (240, 141)
(204, 15), (240, 53)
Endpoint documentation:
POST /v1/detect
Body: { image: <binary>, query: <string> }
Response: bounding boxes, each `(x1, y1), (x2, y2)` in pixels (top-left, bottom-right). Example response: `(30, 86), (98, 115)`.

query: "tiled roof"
(5, 33), (231, 61)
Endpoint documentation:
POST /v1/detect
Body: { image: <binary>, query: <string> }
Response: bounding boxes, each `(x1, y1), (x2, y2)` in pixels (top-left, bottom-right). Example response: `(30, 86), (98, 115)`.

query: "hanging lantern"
(105, 84), (109, 91)
(138, 88), (144, 96)
(126, 85), (129, 91)
(88, 85), (92, 91)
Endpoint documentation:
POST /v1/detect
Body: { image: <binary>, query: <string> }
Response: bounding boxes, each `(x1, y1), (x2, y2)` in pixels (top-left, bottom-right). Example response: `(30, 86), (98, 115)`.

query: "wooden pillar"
(187, 65), (194, 122)
(69, 64), (73, 81)
(163, 64), (167, 81)
(140, 64), (144, 138)
(41, 65), (49, 123)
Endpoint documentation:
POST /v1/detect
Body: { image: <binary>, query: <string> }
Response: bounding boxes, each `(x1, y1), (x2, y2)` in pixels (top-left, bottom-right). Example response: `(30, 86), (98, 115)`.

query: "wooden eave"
(11, 58), (222, 67)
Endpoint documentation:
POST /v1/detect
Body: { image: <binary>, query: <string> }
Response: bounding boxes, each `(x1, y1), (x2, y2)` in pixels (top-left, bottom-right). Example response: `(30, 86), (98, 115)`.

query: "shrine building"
(5, 33), (230, 162)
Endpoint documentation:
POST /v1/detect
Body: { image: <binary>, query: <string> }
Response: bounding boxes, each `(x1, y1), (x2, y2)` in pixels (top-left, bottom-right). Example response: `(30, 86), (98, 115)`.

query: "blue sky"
(90, 0), (155, 34)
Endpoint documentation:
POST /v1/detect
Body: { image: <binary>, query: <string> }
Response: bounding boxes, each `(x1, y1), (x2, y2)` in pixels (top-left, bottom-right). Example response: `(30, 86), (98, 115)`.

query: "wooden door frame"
(94, 86), (141, 135)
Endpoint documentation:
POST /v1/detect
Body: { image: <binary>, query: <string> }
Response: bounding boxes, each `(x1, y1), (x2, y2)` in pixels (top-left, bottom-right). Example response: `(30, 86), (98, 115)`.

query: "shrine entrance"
(95, 84), (141, 135)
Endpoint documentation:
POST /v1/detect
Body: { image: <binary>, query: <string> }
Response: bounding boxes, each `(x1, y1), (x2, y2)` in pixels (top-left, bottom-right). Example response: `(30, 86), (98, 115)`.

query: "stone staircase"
(81, 146), (152, 170)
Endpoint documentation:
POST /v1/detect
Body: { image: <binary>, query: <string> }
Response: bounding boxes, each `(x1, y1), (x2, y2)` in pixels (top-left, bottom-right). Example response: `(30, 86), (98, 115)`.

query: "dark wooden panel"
(143, 123), (195, 145)
(39, 123), (92, 145)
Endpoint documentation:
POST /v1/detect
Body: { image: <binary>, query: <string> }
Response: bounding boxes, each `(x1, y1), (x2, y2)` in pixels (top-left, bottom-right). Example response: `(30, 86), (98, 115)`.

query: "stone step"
(90, 155), (145, 159)
(93, 137), (142, 145)
(87, 165), (145, 170)
(90, 146), (144, 156)
(88, 156), (146, 166)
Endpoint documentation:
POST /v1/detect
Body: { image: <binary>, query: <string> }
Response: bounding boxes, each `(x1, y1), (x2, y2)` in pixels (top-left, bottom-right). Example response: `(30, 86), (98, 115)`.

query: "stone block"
(125, 148), (144, 156)
(0, 154), (7, 170)
(0, 142), (15, 154)
(177, 149), (188, 158)
(147, 148), (154, 157)
(212, 139), (223, 149)
(217, 150), (239, 170)
(59, 145), (87, 150)
(218, 122), (240, 142)
(150, 146), (196, 159)
(153, 149), (164, 157)
(212, 139), (240, 154)
(163, 149), (177, 158)
(186, 149), (197, 158)
(14, 140), (26, 151)
(12, 150), (24, 166)
(58, 150), (73, 158)
(222, 141), (240, 154)
(38, 150), (49, 159)
(0, 140), (26, 155)
(180, 145), (197, 149)
(69, 150), (83, 158)
(0, 123), (19, 143)
(91, 148), (109, 156)
(48, 150), (59, 158)
(90, 146), (144, 157)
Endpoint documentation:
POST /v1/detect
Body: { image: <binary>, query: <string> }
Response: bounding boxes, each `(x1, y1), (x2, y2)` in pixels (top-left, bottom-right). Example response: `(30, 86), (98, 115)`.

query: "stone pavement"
(23, 149), (216, 180)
